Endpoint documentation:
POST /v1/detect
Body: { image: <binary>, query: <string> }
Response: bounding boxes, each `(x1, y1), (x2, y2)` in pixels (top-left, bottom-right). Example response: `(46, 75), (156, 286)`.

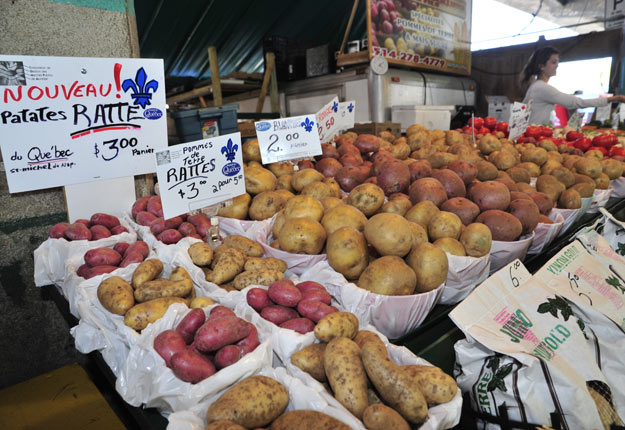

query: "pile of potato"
(290, 311), (457, 428)
(96, 258), (213, 331)
(77, 241), (149, 279)
(187, 236), (287, 291)
(247, 280), (338, 334)
(49, 212), (128, 241)
(153, 306), (259, 383)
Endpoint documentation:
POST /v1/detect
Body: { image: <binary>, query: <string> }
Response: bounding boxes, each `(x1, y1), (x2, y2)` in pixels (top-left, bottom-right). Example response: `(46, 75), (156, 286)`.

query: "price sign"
(0, 55), (167, 193)
(567, 112), (582, 131)
(595, 104), (611, 123)
(316, 96), (340, 143)
(254, 115), (322, 164)
(337, 101), (356, 131)
(507, 101), (531, 141)
(155, 132), (244, 220)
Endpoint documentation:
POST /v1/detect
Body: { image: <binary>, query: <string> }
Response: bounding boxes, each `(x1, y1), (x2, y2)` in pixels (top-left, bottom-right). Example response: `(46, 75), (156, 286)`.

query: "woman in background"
(521, 46), (625, 125)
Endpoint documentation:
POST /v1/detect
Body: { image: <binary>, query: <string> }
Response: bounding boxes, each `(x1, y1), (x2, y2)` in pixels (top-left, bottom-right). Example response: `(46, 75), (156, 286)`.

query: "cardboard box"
(238, 120), (257, 138)
(348, 121), (402, 138)
(486, 95), (511, 123)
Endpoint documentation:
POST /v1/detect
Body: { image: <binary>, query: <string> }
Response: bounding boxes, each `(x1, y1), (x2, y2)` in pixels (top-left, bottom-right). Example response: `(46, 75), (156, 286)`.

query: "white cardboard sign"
(155, 132), (244, 220)
(0, 55), (166, 193)
(595, 104), (611, 122)
(337, 100), (356, 131)
(254, 115), (322, 164)
(508, 101), (531, 141)
(316, 96), (340, 143)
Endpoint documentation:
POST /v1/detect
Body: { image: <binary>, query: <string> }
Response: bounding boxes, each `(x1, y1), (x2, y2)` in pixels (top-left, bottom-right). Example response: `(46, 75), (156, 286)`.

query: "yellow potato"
(354, 330), (385, 350)
(363, 404), (410, 430)
(321, 204), (367, 234)
(206, 376), (289, 428)
(290, 343), (327, 382)
(223, 235), (264, 257)
(190, 296), (215, 308)
(291, 168), (324, 192)
(97, 276), (135, 315)
(242, 138), (262, 162)
(278, 217), (326, 255)
(249, 191), (286, 220)
(188, 242), (213, 266)
(357, 256), (417, 296)
(270, 410), (351, 430)
(402, 364), (458, 406)
(206, 421), (245, 430)
(314, 311), (359, 342)
(347, 183), (385, 217)
(326, 227), (369, 280)
(232, 269), (284, 290)
(218, 193), (251, 220)
(131, 259), (163, 289)
(134, 277), (193, 302)
(244, 257), (287, 273)
(244, 165), (277, 194)
(284, 195), (324, 222)
(124, 297), (188, 330)
(208, 246), (246, 285)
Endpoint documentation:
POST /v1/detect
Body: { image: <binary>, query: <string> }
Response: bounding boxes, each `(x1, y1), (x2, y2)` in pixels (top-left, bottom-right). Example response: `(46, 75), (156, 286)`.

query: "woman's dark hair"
(521, 46), (559, 83)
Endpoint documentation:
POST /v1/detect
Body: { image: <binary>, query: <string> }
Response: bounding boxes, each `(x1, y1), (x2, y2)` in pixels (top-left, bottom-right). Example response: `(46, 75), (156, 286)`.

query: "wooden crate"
(238, 120), (257, 138)
(348, 121), (402, 137)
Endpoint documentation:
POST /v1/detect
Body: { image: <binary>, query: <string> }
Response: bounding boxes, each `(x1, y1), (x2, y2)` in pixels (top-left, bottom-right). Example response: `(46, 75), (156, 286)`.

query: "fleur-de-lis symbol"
(332, 101), (338, 112)
(122, 67), (159, 108)
(347, 103), (354, 113)
(221, 138), (238, 162)
(301, 117), (314, 133)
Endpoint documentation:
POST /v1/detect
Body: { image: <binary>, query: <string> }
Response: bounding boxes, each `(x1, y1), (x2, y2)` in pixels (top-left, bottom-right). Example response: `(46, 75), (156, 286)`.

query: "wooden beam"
(270, 57), (280, 115)
(208, 46), (222, 106)
(340, 0), (359, 55)
(256, 52), (275, 113)
(199, 96), (207, 108)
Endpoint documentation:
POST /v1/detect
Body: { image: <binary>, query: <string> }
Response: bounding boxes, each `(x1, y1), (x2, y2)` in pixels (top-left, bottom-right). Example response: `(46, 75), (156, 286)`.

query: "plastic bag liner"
(167, 366), (368, 430)
(610, 177), (625, 198)
(217, 216), (272, 241)
(439, 253), (491, 305)
(33, 216), (136, 287)
(592, 207), (625, 258)
(451, 265), (617, 429)
(284, 324), (462, 430)
(257, 233), (328, 276)
(298, 260), (443, 339)
(488, 232), (534, 275)
(527, 212), (565, 255)
(587, 187), (613, 214)
(115, 303), (272, 415)
(551, 205), (582, 237)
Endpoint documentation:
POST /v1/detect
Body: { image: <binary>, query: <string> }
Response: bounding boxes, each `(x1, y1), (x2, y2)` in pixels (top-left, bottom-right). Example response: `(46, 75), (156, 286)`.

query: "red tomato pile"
(462, 116), (509, 137)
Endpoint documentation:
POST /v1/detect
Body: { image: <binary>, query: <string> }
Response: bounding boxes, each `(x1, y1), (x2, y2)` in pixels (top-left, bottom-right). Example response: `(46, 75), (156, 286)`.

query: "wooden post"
(256, 52), (275, 113)
(199, 96), (207, 108)
(208, 46), (222, 106)
(270, 58), (280, 115)
(340, 0), (359, 55)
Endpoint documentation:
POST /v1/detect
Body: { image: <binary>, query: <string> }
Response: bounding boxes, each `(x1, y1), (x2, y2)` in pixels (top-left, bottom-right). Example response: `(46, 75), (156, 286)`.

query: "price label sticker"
(595, 104), (611, 123)
(508, 101), (532, 141)
(567, 111), (582, 131)
(316, 96), (340, 143)
(155, 132), (245, 220)
(255, 115), (322, 164)
(337, 101), (356, 131)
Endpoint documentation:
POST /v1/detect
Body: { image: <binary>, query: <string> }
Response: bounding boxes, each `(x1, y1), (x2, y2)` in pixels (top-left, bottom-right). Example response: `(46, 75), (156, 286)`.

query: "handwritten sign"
(508, 101), (531, 141)
(567, 112), (582, 131)
(316, 96), (340, 143)
(0, 55), (166, 193)
(337, 101), (356, 131)
(155, 132), (244, 220)
(595, 105), (611, 123)
(254, 115), (322, 164)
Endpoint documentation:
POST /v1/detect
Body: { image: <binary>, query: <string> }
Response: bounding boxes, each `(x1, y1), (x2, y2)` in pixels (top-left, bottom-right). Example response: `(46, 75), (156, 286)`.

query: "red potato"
(119, 251), (144, 268)
(335, 166), (367, 192)
(84, 265), (118, 279)
(136, 211), (158, 226)
(317, 142), (340, 160)
(260, 305), (299, 325)
(90, 225), (112, 240)
(113, 242), (131, 256)
(111, 225), (129, 235)
(279, 318), (315, 334)
(214, 345), (242, 369)
(187, 233), (202, 240)
(65, 223), (92, 241)
(340, 154), (363, 167)
(236, 323), (260, 355)
(187, 213), (211, 228)
(164, 216), (183, 230)
(297, 300), (338, 323)
(132, 196), (150, 219)
(194, 316), (252, 352)
(49, 222), (70, 239)
(338, 143), (361, 158)
(298, 159), (315, 170)
(178, 222), (197, 237)
(75, 219), (91, 228)
(180, 213), (188, 222)
(84, 248), (122, 267)
(154, 329), (187, 367)
(176, 308), (206, 344)
(267, 280), (302, 307)
(302, 289), (331, 305)
(246, 288), (274, 312)
(150, 217), (166, 235)
(170, 349), (216, 383)
(125, 241), (149, 258)
(90, 213), (120, 229)
(208, 306), (236, 320)
(364, 177), (378, 185)
(76, 264), (91, 278)
(147, 196), (163, 217)
(315, 157), (343, 178)
(157, 229), (183, 244)
(294, 281), (326, 293)
(354, 134), (381, 154)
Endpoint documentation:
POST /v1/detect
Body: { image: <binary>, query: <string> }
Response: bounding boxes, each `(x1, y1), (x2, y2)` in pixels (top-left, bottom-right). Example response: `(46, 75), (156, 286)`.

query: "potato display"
(153, 306), (259, 383)
(76, 240), (149, 279)
(246, 280), (339, 334)
(49, 212), (128, 241)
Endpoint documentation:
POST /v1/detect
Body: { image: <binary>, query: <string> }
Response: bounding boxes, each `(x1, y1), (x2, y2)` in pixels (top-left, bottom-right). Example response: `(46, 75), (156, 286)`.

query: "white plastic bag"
(552, 207), (582, 237)
(489, 232), (534, 275)
(610, 177), (625, 198)
(217, 216), (272, 241)
(257, 234), (328, 276)
(439, 253), (491, 305)
(527, 212), (565, 255)
(33, 216), (136, 287)
(299, 261), (443, 339)
(588, 187), (613, 214)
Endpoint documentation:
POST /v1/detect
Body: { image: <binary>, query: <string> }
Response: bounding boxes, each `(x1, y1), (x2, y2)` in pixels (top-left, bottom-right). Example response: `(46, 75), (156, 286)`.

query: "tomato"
(478, 127), (491, 135)
(566, 131), (583, 141)
(468, 117), (484, 129)
(588, 146), (608, 155)
(525, 126), (541, 139)
(573, 137), (592, 152)
(592, 134), (617, 149)
(484, 117), (497, 130)
(462, 126), (477, 135)
(496, 122), (508, 133)
(539, 126), (553, 138)
(609, 146), (625, 157)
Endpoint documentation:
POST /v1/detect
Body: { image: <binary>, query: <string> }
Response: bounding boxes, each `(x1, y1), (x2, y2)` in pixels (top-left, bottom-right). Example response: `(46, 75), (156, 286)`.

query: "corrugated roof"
(135, 0), (368, 84)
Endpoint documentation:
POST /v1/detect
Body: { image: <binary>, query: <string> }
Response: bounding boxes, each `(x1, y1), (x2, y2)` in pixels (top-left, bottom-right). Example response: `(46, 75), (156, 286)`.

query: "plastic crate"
(170, 104), (239, 143)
